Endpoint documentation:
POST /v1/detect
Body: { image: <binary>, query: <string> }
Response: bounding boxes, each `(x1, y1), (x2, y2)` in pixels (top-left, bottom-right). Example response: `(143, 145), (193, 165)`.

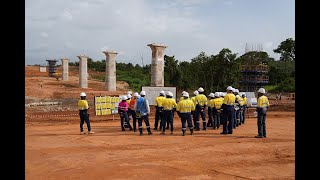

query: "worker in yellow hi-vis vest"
(207, 93), (215, 128)
(194, 87), (208, 131)
(241, 93), (247, 124)
(220, 86), (235, 135)
(212, 92), (223, 129)
(177, 92), (195, 136)
(154, 90), (166, 130)
(255, 88), (270, 138)
(191, 90), (199, 129)
(161, 91), (177, 135)
(78, 92), (94, 135)
(237, 92), (245, 126)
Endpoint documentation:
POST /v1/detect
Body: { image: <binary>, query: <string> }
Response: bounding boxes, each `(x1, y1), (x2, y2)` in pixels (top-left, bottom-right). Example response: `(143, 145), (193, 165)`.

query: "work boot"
(88, 131), (95, 134)
(153, 127), (157, 130)
(190, 129), (194, 135)
(122, 128), (125, 131)
(140, 133), (143, 136)
(182, 130), (185, 136)
(148, 131), (153, 135)
(80, 131), (85, 135)
(160, 132), (165, 135)
(170, 131), (173, 135)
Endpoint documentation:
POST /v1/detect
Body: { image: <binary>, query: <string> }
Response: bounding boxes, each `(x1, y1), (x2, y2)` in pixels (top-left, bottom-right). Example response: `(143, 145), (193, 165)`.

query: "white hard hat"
(128, 91), (132, 95)
(231, 88), (236, 92)
(133, 92), (139, 97)
(235, 89), (239, 93)
(166, 91), (173, 97)
(122, 96), (127, 100)
(182, 92), (189, 97)
(127, 94), (132, 99)
(160, 90), (165, 95)
(226, 86), (233, 91)
(80, 92), (86, 97)
(257, 88), (266, 94)
(140, 91), (146, 96)
(198, 87), (204, 92)
(208, 93), (215, 98)
(214, 92), (220, 97)
(193, 90), (199, 96)
(242, 93), (246, 97)
(182, 91), (186, 94)
(221, 92), (226, 97)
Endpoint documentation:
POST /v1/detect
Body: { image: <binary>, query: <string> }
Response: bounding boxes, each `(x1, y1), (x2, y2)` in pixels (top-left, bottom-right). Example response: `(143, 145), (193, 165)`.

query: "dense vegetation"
(68, 38), (294, 93)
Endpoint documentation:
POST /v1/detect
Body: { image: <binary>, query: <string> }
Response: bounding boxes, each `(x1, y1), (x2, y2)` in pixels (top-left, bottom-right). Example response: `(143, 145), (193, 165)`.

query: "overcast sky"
(25, 0), (295, 65)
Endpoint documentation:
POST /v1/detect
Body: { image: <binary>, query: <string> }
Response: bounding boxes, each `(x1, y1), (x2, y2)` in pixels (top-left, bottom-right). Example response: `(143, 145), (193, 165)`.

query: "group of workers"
(77, 85), (269, 138)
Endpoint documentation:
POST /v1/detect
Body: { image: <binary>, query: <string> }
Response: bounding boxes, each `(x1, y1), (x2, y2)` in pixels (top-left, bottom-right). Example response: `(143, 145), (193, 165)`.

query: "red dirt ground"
(25, 65), (295, 180)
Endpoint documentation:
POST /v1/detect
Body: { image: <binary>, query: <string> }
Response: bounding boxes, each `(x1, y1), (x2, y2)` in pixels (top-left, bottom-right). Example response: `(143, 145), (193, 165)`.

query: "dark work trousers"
(129, 109), (137, 131)
(154, 106), (163, 130)
(79, 110), (91, 132)
(207, 106), (213, 127)
(233, 108), (237, 128)
(196, 106), (206, 130)
(162, 110), (174, 132)
(180, 112), (193, 133)
(242, 105), (247, 124)
(222, 105), (234, 134)
(257, 108), (267, 137)
(213, 109), (221, 129)
(138, 114), (152, 134)
(238, 106), (243, 125)
(120, 111), (132, 130)
(192, 110), (197, 129)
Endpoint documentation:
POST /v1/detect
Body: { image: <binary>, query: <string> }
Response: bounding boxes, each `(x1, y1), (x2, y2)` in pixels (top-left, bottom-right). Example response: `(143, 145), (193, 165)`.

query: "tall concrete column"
(61, 58), (69, 81)
(147, 43), (167, 87)
(103, 51), (117, 91)
(77, 55), (88, 88)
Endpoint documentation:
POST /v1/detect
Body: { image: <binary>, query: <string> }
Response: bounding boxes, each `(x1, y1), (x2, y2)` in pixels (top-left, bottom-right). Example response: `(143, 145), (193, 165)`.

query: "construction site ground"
(25, 65), (295, 180)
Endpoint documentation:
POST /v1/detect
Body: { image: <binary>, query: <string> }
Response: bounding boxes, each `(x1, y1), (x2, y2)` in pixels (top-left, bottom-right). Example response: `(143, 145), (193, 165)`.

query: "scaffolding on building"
(240, 43), (269, 92)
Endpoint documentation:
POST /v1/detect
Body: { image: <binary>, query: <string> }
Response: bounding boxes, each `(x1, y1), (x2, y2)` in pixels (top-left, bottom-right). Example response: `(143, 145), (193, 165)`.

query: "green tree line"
(69, 38), (294, 93)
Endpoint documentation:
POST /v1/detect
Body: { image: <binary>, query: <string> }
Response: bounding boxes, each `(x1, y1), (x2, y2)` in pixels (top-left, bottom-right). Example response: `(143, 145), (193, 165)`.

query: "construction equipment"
(52, 72), (62, 80)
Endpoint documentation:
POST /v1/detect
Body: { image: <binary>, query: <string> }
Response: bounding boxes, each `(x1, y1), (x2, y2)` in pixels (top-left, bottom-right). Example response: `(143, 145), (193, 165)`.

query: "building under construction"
(239, 43), (269, 92)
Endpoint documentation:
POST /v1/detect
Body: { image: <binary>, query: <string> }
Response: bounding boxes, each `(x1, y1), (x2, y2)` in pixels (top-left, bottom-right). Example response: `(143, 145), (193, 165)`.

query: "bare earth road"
(25, 111), (294, 180)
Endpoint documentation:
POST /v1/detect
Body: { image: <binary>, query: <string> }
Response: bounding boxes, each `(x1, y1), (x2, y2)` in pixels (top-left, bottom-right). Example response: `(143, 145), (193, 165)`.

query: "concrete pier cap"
(103, 51), (118, 91)
(77, 55), (88, 88)
(147, 43), (167, 87)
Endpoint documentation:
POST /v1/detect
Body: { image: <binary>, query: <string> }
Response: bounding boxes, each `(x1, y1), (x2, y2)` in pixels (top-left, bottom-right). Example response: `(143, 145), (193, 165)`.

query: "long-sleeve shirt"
(78, 100), (89, 110)
(243, 97), (247, 105)
(195, 94), (208, 106)
(155, 96), (166, 107)
(177, 99), (195, 113)
(118, 101), (129, 112)
(212, 98), (223, 109)
(134, 97), (150, 115)
(129, 98), (136, 109)
(257, 95), (269, 108)
(223, 93), (236, 105)
(162, 98), (177, 110)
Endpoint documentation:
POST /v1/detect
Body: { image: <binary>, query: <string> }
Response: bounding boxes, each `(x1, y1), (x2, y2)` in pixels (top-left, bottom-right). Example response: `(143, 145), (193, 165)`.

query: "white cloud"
(224, 1), (233, 6)
(61, 10), (73, 21)
(25, 0), (294, 65)
(64, 42), (73, 48)
(40, 32), (48, 38)
(264, 42), (274, 50)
